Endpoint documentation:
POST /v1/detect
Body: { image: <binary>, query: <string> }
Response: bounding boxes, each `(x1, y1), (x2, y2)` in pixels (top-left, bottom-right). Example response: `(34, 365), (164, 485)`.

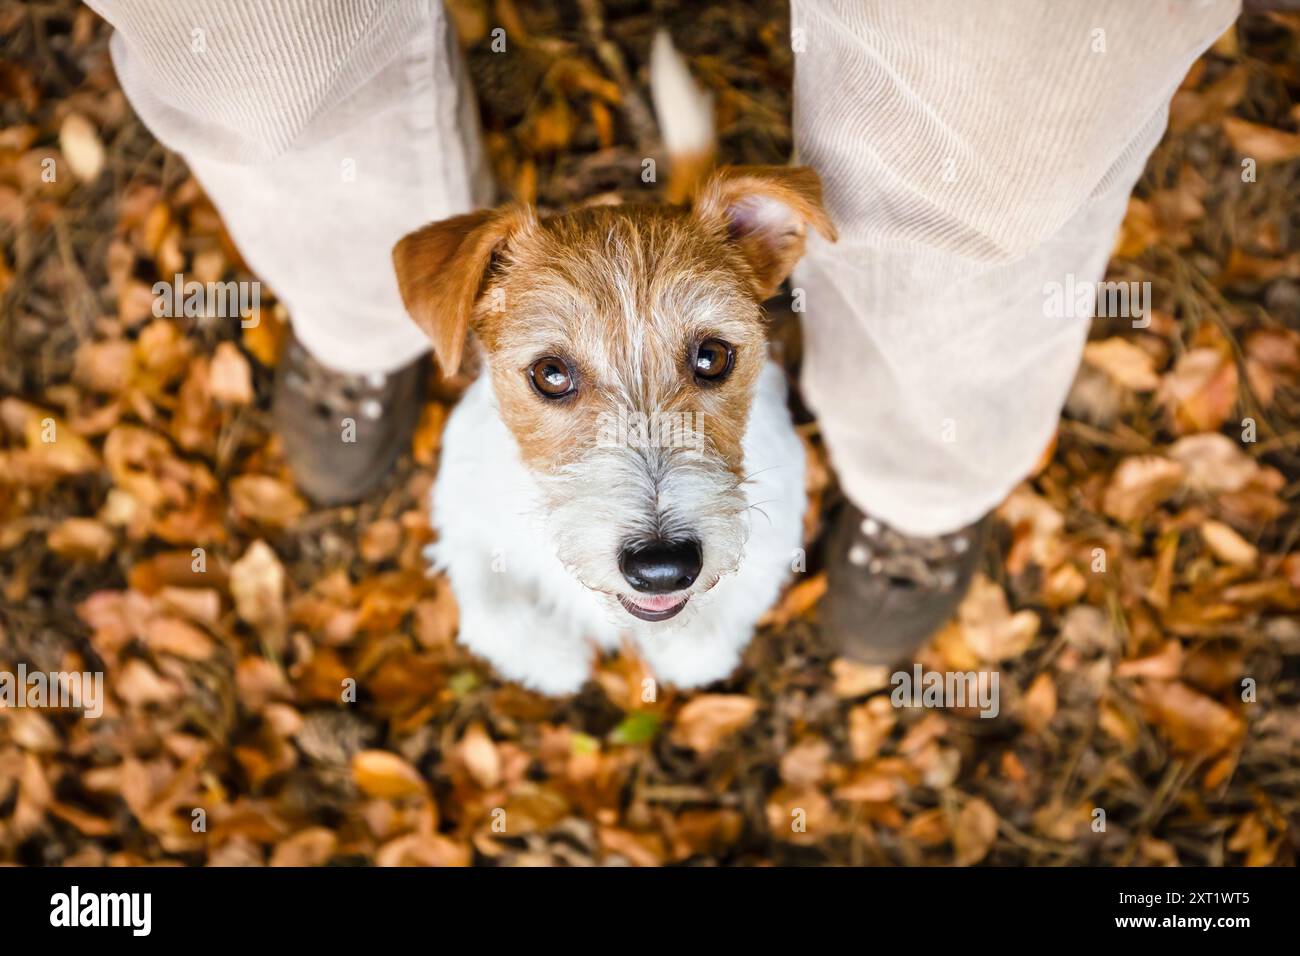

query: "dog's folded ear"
(693, 165), (837, 300)
(392, 204), (534, 376)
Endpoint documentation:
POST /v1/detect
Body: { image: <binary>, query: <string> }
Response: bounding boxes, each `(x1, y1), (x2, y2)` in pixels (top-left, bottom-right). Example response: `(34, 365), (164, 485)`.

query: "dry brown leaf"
(1200, 519), (1258, 568)
(209, 341), (254, 404)
(1098, 700), (1139, 746)
(779, 736), (831, 788)
(230, 475), (306, 527)
(1148, 174), (1207, 248)
(143, 616), (216, 660)
(553, 58), (622, 103)
(1042, 563), (1086, 608)
(1222, 116), (1300, 164)
(522, 97), (574, 153)
(1167, 433), (1261, 494)
(760, 571), (826, 628)
(13, 752), (52, 837)
(999, 483), (1065, 575)
(599, 826), (665, 867)
(270, 827), (337, 867)
(670, 694), (758, 753)
(1138, 835), (1180, 866)
(59, 112), (104, 181)
(1169, 64), (1246, 132)
(411, 402), (448, 466)
(1226, 812), (1280, 867)
(501, 783), (569, 835)
(1246, 327), (1300, 378)
(1032, 799), (1087, 842)
(1158, 347), (1238, 434)
(669, 808), (743, 859)
(1218, 248), (1300, 287)
(359, 519), (402, 563)
(236, 657), (292, 712)
(1284, 553), (1300, 590)
(73, 340), (135, 394)
(46, 517), (114, 561)
(242, 303), (287, 366)
(155, 585), (222, 625)
(958, 574), (1040, 662)
(0, 399), (100, 481)
(766, 786), (832, 845)
(1183, 645), (1244, 696)
(830, 658), (891, 698)
(458, 722), (501, 789)
(1083, 337), (1160, 391)
(8, 711), (61, 753)
(998, 481), (1060, 572)
(1134, 680), (1244, 757)
(1211, 24), (1238, 59)
(375, 832), (469, 867)
(443, 0), (489, 45)
(1116, 640), (1183, 680)
(229, 540), (286, 634)
(848, 698), (896, 761)
(352, 750), (428, 798)
(171, 360), (220, 455)
(953, 797), (999, 866)
(115, 659), (182, 707)
(1020, 673), (1057, 732)
(1102, 455), (1185, 522)
(906, 808), (950, 847)
(835, 764), (907, 802)
(48, 802), (114, 837)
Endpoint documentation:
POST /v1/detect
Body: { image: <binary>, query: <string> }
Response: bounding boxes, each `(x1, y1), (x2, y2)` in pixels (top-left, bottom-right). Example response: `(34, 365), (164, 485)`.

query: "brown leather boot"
(824, 501), (992, 665)
(271, 336), (426, 506)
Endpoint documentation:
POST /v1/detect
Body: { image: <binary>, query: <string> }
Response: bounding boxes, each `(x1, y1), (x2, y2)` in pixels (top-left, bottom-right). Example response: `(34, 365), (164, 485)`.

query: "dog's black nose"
(619, 539), (702, 593)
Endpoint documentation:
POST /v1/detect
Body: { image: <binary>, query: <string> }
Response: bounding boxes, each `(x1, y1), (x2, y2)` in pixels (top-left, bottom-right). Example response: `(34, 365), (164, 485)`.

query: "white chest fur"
(428, 360), (806, 695)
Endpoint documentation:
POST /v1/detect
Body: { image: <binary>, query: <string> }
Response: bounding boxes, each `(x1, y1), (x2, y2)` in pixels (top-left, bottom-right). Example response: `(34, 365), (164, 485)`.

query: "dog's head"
(394, 166), (835, 624)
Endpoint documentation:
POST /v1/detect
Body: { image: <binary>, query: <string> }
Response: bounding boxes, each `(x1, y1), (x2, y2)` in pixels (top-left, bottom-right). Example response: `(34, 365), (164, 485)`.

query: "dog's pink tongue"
(630, 594), (684, 612)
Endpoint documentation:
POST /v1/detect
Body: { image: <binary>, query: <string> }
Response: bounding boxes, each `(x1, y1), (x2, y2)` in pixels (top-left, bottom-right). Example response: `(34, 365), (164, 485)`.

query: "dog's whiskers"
(736, 464), (783, 488)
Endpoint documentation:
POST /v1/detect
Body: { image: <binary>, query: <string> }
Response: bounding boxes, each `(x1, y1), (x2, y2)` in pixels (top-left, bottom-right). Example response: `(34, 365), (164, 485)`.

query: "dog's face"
(394, 166), (835, 624)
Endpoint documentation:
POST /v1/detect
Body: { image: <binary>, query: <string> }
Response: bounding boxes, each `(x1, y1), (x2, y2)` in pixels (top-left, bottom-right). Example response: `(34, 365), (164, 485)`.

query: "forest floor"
(1, 1), (1298, 866)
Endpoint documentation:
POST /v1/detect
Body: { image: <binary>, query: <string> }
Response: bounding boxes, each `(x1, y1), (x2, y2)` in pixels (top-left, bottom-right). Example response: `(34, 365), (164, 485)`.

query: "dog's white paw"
(457, 606), (592, 696)
(490, 648), (592, 697)
(637, 629), (744, 690)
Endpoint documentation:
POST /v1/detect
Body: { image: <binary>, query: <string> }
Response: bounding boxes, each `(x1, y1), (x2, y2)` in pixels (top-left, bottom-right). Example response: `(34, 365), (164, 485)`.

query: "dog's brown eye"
(693, 339), (735, 384)
(529, 356), (576, 399)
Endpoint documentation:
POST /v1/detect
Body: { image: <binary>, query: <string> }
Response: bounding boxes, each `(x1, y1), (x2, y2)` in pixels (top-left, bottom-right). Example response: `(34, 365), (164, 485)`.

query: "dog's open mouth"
(618, 593), (689, 622)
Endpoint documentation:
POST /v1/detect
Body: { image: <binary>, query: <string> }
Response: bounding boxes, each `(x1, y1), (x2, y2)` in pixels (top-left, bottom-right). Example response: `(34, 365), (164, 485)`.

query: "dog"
(392, 33), (836, 695)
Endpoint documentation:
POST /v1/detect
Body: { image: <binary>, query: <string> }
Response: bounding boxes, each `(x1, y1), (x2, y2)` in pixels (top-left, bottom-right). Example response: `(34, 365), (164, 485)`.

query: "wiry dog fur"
(393, 39), (836, 694)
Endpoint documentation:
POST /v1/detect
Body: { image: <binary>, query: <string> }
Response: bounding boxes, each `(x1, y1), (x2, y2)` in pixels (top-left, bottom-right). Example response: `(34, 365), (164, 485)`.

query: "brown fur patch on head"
(474, 203), (766, 475)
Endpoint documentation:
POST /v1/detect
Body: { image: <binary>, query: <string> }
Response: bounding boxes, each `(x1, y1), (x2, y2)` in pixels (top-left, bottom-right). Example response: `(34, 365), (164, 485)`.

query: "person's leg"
(86, 0), (492, 501)
(789, 0), (1240, 658)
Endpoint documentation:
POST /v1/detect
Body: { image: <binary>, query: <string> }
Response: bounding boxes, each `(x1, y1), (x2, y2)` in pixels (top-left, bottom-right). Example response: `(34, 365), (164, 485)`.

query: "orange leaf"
(954, 797), (999, 866)
(1134, 680), (1244, 757)
(1223, 116), (1300, 164)
(352, 750), (428, 798)
(1102, 455), (1185, 522)
(670, 694), (758, 753)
